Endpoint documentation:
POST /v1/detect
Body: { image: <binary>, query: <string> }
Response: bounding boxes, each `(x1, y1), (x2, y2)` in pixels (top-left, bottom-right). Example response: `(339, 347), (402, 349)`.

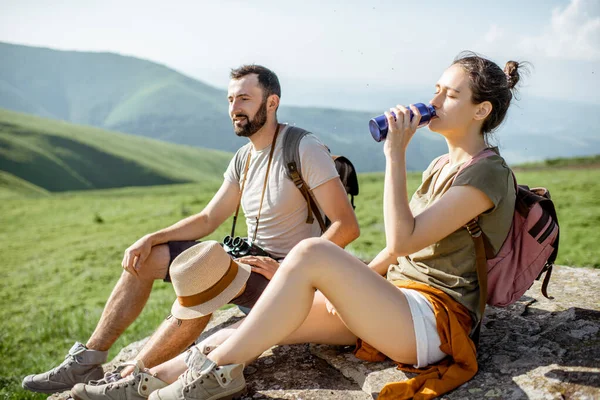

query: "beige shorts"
(400, 288), (447, 368)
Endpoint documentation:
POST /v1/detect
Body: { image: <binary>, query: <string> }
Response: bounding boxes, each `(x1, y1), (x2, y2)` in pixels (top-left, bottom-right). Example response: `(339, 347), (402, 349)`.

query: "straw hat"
(170, 240), (251, 319)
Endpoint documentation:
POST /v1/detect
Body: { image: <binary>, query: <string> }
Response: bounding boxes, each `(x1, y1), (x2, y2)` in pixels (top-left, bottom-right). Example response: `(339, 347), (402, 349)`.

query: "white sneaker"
(149, 347), (246, 400)
(71, 360), (167, 400)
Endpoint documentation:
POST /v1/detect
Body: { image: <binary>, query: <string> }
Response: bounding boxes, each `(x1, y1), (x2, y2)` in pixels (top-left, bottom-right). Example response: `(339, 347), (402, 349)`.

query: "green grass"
(0, 108), (232, 191)
(0, 181), (243, 399)
(514, 154), (600, 170)
(1, 167), (599, 398)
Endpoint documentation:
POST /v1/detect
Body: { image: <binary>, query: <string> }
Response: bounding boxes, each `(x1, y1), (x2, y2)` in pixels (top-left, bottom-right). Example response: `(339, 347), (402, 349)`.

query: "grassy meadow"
(1, 166), (599, 398)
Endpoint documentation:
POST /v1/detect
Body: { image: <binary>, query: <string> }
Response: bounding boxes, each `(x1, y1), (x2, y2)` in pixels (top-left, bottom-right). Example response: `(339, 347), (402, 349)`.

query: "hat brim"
(171, 261), (252, 320)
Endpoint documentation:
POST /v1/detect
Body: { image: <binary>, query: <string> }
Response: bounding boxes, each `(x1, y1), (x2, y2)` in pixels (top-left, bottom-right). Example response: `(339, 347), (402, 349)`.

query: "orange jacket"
(354, 281), (478, 400)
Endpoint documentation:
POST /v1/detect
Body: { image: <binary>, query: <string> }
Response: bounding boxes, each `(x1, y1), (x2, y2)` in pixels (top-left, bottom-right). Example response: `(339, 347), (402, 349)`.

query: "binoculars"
(222, 235), (270, 258)
(369, 103), (436, 142)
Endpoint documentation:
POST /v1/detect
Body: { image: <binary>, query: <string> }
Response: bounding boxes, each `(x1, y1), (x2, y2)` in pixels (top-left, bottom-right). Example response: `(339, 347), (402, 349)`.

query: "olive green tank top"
(387, 152), (515, 327)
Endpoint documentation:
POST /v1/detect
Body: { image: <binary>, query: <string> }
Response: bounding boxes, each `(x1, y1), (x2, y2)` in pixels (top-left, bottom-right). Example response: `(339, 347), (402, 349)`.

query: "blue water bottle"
(369, 103), (436, 142)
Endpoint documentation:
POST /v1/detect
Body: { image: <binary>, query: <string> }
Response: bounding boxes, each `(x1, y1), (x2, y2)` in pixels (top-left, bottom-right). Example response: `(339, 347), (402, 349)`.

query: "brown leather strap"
(466, 218), (489, 350)
(177, 260), (238, 307)
(230, 124), (281, 241)
(540, 264), (554, 299)
(306, 186), (327, 233)
(230, 152), (252, 238)
(252, 124), (281, 242)
(287, 162), (327, 233)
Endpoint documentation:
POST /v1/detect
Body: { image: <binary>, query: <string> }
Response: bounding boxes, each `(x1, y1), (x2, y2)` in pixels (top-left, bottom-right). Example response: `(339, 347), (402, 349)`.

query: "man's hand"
(236, 256), (280, 280)
(122, 235), (154, 277)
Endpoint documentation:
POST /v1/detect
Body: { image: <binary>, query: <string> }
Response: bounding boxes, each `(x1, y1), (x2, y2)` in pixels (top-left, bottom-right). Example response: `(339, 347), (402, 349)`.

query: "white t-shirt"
(223, 124), (339, 259)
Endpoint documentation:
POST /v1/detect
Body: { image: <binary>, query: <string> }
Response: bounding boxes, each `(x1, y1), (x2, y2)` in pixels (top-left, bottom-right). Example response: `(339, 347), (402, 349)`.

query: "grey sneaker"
(22, 342), (107, 394)
(71, 360), (167, 400)
(149, 347), (246, 400)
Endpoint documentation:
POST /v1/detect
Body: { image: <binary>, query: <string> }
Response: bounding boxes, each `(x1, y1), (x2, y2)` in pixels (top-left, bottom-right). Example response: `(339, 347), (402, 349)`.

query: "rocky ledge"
(51, 265), (599, 399)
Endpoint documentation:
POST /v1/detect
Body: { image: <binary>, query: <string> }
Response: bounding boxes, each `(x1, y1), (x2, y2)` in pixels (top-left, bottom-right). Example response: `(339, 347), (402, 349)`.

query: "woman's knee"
(282, 238), (338, 273)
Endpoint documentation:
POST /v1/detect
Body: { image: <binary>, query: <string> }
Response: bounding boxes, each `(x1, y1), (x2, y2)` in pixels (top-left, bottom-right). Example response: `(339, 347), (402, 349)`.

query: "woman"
(72, 52), (524, 400)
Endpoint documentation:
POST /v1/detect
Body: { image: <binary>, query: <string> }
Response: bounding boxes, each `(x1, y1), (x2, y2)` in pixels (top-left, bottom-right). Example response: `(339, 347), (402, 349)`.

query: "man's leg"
(114, 271), (271, 378)
(119, 313), (212, 377)
(22, 244), (171, 394)
(86, 244), (171, 351)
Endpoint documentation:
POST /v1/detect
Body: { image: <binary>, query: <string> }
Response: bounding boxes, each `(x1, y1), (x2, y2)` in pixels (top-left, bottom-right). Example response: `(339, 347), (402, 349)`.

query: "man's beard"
(232, 99), (268, 138)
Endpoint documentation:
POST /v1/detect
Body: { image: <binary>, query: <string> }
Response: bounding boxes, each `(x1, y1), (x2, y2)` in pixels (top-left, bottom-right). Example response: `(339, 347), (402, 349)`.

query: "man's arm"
(149, 180), (241, 244)
(311, 177), (360, 248)
(122, 180), (241, 271)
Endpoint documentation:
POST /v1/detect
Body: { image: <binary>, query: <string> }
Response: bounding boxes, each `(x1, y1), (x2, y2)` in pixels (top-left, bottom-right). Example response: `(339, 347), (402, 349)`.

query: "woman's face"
(428, 64), (482, 136)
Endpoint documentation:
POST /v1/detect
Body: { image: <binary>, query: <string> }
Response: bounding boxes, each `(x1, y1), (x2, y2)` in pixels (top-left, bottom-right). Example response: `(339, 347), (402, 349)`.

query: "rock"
(49, 266), (600, 399)
(309, 344), (407, 396)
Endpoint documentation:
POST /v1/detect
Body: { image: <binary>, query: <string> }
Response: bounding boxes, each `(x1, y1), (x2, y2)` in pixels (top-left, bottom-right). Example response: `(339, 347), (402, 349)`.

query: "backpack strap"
(433, 154), (450, 171)
(465, 219), (488, 348)
(454, 148), (501, 348)
(283, 126), (328, 233)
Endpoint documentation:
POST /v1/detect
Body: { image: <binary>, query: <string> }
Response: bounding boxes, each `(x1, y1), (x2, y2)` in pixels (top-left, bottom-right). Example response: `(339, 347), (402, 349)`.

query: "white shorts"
(400, 288), (447, 368)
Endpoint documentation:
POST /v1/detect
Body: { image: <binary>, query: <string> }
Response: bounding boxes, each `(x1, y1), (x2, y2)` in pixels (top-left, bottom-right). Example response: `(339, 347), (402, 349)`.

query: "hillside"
(0, 41), (446, 172)
(0, 108), (232, 191)
(0, 170), (49, 198)
(513, 154), (600, 170)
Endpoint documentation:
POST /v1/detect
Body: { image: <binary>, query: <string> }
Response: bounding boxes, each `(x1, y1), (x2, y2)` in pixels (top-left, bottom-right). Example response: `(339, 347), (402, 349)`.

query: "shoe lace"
(180, 367), (201, 387)
(48, 353), (77, 377)
(87, 370), (122, 386)
(106, 374), (138, 392)
(49, 343), (89, 377)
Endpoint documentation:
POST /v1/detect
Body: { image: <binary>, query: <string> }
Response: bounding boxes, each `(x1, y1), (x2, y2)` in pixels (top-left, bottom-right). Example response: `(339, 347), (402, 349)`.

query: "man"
(22, 64), (360, 394)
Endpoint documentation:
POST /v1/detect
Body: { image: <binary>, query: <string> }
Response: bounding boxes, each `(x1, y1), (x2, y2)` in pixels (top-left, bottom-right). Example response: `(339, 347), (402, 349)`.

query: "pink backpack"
(437, 149), (560, 309)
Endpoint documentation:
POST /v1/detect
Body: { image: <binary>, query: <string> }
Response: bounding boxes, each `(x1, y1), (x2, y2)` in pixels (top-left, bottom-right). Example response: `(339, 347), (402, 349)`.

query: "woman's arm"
(368, 248), (399, 276)
(382, 106), (493, 259)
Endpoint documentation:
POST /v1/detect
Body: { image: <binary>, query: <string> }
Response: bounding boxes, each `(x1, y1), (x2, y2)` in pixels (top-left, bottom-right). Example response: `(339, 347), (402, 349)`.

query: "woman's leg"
(150, 352), (187, 384)
(279, 291), (357, 345)
(150, 291), (357, 384)
(209, 238), (417, 367)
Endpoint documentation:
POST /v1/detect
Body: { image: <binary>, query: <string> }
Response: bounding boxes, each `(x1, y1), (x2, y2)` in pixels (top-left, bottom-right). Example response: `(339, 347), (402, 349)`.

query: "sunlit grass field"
(1, 167), (599, 398)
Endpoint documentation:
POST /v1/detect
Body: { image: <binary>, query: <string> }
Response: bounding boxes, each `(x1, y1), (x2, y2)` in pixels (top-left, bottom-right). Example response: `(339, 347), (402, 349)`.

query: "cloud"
(520, 0), (600, 60)
(484, 24), (504, 43)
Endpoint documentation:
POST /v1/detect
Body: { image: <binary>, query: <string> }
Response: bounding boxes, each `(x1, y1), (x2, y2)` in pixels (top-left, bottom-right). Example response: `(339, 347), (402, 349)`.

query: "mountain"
(0, 108), (231, 192)
(0, 41), (446, 172)
(287, 80), (600, 164)
(1, 41), (598, 172)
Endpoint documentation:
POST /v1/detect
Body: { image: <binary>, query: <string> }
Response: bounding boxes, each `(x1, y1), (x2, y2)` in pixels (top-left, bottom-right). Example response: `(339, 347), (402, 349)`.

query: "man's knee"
(130, 244), (171, 281)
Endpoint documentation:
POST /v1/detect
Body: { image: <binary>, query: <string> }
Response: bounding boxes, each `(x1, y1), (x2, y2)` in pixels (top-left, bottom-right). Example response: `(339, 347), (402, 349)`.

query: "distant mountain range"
(1, 41), (599, 173)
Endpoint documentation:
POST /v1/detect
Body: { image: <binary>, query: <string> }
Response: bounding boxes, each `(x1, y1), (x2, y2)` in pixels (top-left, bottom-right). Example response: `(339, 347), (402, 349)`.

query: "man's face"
(228, 74), (268, 137)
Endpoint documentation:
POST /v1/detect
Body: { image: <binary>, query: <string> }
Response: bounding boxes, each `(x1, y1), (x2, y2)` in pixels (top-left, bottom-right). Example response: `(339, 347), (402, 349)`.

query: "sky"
(1, 0), (599, 110)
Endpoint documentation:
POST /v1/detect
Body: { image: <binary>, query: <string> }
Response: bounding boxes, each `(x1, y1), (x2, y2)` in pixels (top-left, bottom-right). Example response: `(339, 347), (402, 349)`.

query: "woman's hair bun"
(504, 61), (520, 89)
